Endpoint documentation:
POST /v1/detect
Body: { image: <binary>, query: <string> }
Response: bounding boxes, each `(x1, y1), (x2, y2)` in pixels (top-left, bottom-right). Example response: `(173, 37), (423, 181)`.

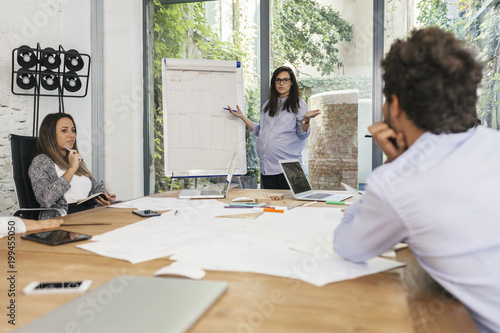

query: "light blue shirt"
(251, 96), (310, 175)
(334, 126), (500, 333)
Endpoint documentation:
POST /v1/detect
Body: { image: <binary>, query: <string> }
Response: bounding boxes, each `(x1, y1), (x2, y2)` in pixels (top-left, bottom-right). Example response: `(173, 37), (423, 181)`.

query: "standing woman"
(29, 113), (116, 219)
(228, 66), (320, 189)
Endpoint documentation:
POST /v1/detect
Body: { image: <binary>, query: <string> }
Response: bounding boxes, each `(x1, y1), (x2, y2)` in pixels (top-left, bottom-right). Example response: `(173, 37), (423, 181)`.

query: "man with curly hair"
(334, 27), (500, 332)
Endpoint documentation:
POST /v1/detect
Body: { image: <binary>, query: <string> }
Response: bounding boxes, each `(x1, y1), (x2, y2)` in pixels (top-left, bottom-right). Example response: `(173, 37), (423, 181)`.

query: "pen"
(223, 107), (237, 112)
(302, 201), (317, 207)
(326, 201), (346, 205)
(63, 146), (84, 163)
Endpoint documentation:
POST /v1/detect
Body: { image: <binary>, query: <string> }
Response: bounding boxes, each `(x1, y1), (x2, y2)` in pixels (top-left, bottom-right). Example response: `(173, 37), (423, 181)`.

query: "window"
(271, 0), (374, 190)
(385, 0), (500, 131)
(151, 0), (260, 192)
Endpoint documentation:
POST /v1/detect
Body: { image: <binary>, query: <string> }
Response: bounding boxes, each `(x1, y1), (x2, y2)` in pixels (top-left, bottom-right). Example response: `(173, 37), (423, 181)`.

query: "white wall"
(0, 0), (144, 214)
(101, 0), (144, 200)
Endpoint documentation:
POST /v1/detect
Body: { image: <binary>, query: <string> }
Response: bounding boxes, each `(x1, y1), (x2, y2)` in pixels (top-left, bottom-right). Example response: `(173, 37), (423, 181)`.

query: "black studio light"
(63, 71), (82, 93)
(17, 45), (38, 68)
(11, 43), (91, 136)
(40, 70), (59, 91)
(65, 49), (84, 71)
(16, 68), (36, 90)
(40, 47), (61, 70)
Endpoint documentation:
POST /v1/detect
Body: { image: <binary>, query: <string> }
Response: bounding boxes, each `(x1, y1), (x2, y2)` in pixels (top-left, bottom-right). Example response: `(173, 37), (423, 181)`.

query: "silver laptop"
(178, 153), (238, 199)
(279, 159), (352, 202)
(15, 275), (228, 333)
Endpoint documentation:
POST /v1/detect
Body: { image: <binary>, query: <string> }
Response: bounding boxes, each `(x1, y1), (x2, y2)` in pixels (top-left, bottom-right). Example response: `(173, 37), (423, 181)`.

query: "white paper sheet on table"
(77, 200), (404, 286)
(109, 197), (219, 211)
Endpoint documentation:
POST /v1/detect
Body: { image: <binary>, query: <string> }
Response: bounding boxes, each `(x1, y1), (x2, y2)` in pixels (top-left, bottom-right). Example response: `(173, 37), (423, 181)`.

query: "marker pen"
(326, 201), (345, 205)
(224, 107), (237, 112)
(263, 208), (284, 213)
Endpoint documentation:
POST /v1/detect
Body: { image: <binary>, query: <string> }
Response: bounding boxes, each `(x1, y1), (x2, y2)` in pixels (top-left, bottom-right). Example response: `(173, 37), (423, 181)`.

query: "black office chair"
(9, 134), (66, 219)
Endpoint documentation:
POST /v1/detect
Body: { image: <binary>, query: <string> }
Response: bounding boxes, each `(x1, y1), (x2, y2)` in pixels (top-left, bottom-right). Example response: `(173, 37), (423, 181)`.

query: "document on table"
(77, 203), (404, 286)
(109, 197), (210, 210)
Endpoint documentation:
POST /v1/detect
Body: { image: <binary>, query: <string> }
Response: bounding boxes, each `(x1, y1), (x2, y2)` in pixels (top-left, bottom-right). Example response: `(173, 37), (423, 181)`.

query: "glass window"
(271, 0), (374, 190)
(385, 0), (500, 131)
(152, 0), (260, 192)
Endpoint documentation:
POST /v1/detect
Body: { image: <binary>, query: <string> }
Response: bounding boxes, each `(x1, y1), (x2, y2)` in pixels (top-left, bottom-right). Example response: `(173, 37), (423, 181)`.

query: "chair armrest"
(13, 208), (67, 218)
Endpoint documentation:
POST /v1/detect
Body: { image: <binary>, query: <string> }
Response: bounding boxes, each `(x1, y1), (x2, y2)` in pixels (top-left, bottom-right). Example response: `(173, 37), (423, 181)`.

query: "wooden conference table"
(0, 189), (477, 333)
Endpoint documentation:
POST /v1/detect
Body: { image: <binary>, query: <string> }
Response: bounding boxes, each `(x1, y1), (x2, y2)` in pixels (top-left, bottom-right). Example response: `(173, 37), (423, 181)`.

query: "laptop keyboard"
(200, 189), (222, 195)
(303, 193), (332, 199)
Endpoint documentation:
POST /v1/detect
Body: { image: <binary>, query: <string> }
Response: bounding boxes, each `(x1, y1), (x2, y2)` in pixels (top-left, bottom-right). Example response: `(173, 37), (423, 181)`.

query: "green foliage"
(465, 3), (500, 129)
(272, 0), (352, 75)
(417, 0), (500, 130)
(416, 0), (451, 30)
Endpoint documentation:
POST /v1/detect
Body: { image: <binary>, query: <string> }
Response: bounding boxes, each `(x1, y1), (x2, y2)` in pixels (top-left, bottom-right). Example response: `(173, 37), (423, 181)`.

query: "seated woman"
(28, 113), (116, 219)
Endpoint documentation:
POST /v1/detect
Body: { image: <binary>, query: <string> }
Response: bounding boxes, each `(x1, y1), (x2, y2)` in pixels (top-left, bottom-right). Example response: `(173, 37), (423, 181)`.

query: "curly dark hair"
(382, 27), (483, 134)
(264, 66), (300, 117)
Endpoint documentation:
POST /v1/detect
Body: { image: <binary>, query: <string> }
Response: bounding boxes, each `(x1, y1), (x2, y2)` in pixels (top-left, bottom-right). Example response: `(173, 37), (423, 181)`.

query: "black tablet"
(21, 230), (91, 246)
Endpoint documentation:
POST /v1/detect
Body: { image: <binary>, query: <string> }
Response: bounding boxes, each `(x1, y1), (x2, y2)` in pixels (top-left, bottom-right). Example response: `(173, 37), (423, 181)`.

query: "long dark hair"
(264, 66), (300, 117)
(35, 113), (92, 178)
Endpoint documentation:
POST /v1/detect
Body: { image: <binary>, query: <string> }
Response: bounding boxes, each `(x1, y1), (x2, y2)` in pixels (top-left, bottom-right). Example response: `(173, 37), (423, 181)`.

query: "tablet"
(21, 230), (91, 245)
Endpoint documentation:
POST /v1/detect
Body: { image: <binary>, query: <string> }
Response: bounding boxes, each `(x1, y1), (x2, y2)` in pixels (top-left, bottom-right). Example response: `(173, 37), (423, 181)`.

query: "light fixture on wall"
(11, 43), (91, 136)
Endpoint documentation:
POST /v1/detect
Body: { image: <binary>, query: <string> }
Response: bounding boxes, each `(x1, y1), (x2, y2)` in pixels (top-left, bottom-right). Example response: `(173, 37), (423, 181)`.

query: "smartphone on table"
(23, 280), (92, 295)
(132, 210), (161, 217)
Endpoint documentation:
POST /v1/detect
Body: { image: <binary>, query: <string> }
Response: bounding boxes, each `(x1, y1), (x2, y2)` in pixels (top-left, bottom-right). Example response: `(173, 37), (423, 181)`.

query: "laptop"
(279, 159), (352, 202)
(178, 152), (238, 199)
(15, 275), (228, 333)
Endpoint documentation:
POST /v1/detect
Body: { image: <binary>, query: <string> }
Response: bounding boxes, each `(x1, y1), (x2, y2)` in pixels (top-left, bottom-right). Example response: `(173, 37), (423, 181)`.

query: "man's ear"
(390, 95), (403, 119)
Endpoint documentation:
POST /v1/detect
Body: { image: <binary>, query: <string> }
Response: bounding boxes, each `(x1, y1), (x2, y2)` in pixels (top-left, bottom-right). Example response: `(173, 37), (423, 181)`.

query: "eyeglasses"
(275, 78), (291, 84)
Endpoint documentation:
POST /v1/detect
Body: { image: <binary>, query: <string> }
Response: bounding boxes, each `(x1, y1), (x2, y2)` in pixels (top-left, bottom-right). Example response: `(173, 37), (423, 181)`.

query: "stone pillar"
(308, 90), (358, 190)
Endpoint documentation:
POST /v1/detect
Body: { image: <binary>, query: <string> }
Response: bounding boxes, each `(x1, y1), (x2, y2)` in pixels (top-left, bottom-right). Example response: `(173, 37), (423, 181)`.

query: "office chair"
(9, 134), (66, 219)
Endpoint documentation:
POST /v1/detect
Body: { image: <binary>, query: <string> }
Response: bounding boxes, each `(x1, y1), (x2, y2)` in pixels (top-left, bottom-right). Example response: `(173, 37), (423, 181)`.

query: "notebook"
(15, 275), (228, 333)
(178, 152), (238, 199)
(279, 159), (352, 202)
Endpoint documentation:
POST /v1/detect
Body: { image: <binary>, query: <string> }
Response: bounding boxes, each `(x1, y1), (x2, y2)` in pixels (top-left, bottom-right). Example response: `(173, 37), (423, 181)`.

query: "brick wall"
(0, 0), (63, 215)
(308, 90), (358, 190)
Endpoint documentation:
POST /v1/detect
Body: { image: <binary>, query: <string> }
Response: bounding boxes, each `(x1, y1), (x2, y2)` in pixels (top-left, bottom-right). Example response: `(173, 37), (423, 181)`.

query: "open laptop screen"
(280, 161), (312, 194)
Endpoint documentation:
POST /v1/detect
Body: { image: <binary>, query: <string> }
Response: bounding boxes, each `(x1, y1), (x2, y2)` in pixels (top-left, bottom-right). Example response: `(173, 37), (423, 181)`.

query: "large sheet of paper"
(77, 199), (404, 286)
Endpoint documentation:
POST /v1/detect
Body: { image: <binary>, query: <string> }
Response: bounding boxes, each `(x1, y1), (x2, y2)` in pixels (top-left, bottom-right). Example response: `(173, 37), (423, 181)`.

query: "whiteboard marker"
(224, 107), (237, 112)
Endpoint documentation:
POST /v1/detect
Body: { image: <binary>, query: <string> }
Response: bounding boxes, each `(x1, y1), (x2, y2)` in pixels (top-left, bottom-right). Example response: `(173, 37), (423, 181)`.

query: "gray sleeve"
(89, 177), (105, 195)
(28, 154), (71, 208)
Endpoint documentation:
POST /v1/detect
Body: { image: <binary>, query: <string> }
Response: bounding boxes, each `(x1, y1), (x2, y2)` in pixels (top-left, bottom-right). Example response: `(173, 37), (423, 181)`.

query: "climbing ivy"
(271, 0), (352, 75)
